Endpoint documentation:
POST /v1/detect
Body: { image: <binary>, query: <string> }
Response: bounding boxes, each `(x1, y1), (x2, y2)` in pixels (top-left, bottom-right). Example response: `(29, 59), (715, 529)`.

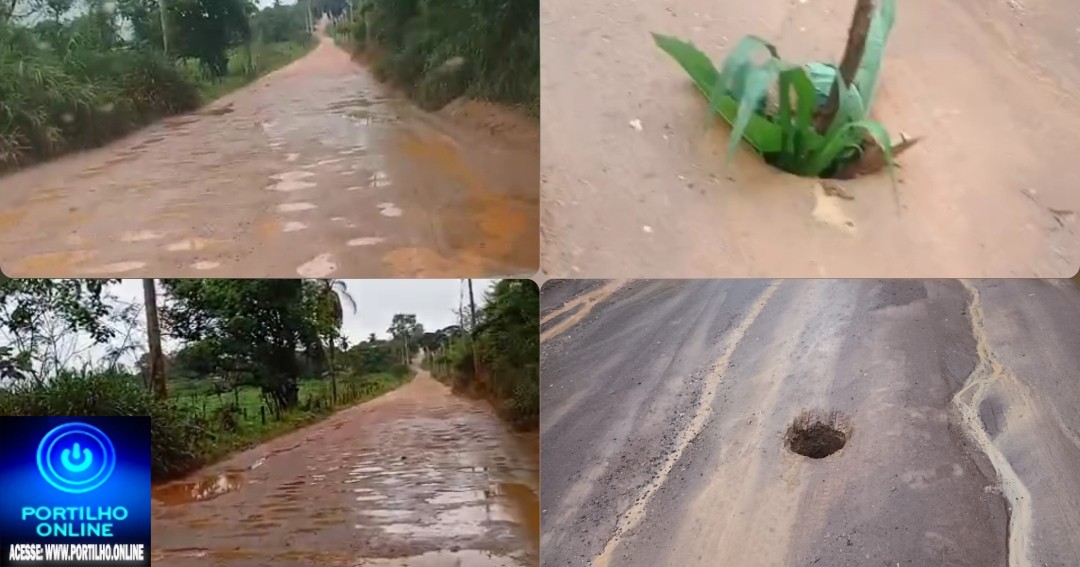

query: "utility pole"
(143, 279), (167, 399)
(467, 279), (479, 380)
(158, 0), (169, 55)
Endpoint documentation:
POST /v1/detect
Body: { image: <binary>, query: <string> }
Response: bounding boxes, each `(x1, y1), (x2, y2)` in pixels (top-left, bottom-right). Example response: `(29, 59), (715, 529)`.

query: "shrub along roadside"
(331, 0), (539, 117)
(0, 6), (314, 173)
(425, 280), (539, 430)
(0, 366), (413, 481)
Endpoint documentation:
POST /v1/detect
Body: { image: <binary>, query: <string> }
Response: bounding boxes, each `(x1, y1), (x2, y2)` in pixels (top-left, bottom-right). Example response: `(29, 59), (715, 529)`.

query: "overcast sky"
(0, 279), (498, 373)
(107, 279), (497, 346)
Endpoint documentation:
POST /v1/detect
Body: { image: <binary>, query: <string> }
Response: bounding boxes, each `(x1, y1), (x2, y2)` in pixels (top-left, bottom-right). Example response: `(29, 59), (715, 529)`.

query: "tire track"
(540, 280), (625, 342)
(590, 281), (782, 567)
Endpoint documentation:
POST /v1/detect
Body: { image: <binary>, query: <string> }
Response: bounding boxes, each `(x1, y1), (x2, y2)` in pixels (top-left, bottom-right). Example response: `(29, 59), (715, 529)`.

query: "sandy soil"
(0, 33), (538, 278)
(540, 0), (1080, 277)
(151, 371), (539, 567)
(539, 279), (1080, 566)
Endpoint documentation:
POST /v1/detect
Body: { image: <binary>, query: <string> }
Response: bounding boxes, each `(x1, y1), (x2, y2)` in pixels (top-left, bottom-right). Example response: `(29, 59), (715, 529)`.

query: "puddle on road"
(154, 547), (522, 567)
(493, 481), (539, 551)
(153, 472), (245, 506)
(348, 108), (398, 126)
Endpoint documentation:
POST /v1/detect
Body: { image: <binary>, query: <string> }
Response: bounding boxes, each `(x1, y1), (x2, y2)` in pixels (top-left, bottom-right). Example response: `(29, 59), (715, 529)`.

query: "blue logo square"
(0, 417), (150, 566)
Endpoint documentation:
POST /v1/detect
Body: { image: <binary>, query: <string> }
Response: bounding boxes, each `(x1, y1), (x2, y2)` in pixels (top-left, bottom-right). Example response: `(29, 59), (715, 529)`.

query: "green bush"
(0, 25), (201, 169)
(0, 370), (212, 480)
(351, 0), (538, 113)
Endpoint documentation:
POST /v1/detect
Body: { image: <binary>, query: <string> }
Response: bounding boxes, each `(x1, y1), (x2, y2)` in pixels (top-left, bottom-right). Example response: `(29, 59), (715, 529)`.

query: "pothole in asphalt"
(785, 410), (849, 459)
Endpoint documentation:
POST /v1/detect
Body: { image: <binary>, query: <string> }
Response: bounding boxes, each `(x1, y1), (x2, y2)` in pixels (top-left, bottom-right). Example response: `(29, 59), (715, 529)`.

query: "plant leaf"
(652, 33), (783, 154)
(805, 120), (895, 182)
(854, 0), (896, 111)
(726, 60), (781, 164)
(714, 35), (778, 110)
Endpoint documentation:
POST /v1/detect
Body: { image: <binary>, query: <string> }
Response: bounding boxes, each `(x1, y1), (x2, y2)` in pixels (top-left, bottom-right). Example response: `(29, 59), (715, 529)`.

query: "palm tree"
(143, 279), (167, 399)
(318, 279), (356, 404)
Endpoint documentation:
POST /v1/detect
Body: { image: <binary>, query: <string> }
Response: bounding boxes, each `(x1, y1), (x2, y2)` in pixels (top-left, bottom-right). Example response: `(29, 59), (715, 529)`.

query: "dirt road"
(541, 0), (1080, 277)
(151, 371), (539, 567)
(0, 33), (538, 278)
(540, 279), (1080, 566)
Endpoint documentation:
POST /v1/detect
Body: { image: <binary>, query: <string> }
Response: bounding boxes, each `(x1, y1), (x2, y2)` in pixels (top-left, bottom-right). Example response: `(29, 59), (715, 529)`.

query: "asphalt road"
(540, 279), (1080, 567)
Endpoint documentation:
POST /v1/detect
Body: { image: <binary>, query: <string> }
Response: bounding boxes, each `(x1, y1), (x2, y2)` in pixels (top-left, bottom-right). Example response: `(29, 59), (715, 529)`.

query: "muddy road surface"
(152, 371), (539, 567)
(540, 279), (1080, 566)
(0, 33), (538, 278)
(541, 0), (1080, 277)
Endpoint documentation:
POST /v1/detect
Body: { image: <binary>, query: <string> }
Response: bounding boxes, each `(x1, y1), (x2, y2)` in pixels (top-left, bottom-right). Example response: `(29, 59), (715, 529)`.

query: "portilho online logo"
(35, 422), (117, 494)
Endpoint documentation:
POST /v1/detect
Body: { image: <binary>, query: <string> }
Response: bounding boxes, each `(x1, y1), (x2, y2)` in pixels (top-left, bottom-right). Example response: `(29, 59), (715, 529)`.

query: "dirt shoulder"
(540, 0), (1080, 277)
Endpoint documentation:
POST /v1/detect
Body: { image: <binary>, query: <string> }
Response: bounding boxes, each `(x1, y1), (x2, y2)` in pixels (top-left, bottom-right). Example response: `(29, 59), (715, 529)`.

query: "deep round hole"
(786, 412), (848, 459)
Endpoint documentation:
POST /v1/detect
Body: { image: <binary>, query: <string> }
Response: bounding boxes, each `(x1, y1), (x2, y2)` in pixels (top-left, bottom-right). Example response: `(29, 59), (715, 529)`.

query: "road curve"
(0, 34), (538, 278)
(540, 279), (1080, 567)
(152, 371), (539, 567)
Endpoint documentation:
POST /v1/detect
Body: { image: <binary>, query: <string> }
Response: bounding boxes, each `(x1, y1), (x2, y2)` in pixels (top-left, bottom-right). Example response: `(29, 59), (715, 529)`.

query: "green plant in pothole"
(653, 0), (915, 181)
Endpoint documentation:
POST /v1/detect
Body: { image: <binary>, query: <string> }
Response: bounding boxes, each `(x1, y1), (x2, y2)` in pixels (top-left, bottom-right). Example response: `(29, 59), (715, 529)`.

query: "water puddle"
(356, 549), (526, 567)
(152, 472), (245, 506)
(348, 108), (397, 125)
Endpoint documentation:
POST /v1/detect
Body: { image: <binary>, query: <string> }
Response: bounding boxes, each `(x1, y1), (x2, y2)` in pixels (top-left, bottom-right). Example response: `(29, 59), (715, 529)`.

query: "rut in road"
(151, 371), (538, 567)
(0, 32), (538, 278)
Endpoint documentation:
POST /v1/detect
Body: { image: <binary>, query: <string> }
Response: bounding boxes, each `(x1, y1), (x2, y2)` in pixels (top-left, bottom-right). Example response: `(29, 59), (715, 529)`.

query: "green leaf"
(652, 33), (782, 154)
(651, 33), (720, 96)
(854, 0), (896, 111)
(804, 119), (895, 180)
(775, 66), (819, 169)
(726, 60), (781, 164)
(713, 35), (778, 109)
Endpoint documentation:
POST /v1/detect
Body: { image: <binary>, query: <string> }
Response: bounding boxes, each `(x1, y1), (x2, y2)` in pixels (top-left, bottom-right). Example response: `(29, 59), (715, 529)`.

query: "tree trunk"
(143, 279), (167, 399)
(328, 339), (337, 405)
(468, 279), (479, 379)
(813, 0), (875, 133)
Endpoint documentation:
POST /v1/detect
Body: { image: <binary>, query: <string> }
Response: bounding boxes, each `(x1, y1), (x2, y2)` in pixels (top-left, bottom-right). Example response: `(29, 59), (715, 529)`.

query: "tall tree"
(314, 279), (356, 404)
(162, 279), (322, 409)
(0, 279), (119, 383)
(142, 279), (167, 399)
(168, 0), (252, 76)
(387, 313), (418, 365)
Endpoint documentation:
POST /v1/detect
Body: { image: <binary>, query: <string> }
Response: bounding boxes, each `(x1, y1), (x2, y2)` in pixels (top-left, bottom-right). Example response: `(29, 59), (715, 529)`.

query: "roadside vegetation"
(425, 280), (539, 429)
(0, 279), (420, 481)
(328, 0), (538, 116)
(0, 0), (315, 171)
(654, 0), (916, 183)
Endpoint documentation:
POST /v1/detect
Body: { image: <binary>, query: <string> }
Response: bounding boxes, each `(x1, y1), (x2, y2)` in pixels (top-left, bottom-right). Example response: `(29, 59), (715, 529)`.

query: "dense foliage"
(0, 279), (420, 480)
(0, 369), (210, 478)
(429, 280), (539, 428)
(0, 0), (312, 170)
(335, 0), (538, 114)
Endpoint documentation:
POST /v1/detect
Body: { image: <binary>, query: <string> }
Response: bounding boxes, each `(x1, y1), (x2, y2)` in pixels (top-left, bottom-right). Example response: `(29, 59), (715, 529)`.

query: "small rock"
(629, 119), (643, 131)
